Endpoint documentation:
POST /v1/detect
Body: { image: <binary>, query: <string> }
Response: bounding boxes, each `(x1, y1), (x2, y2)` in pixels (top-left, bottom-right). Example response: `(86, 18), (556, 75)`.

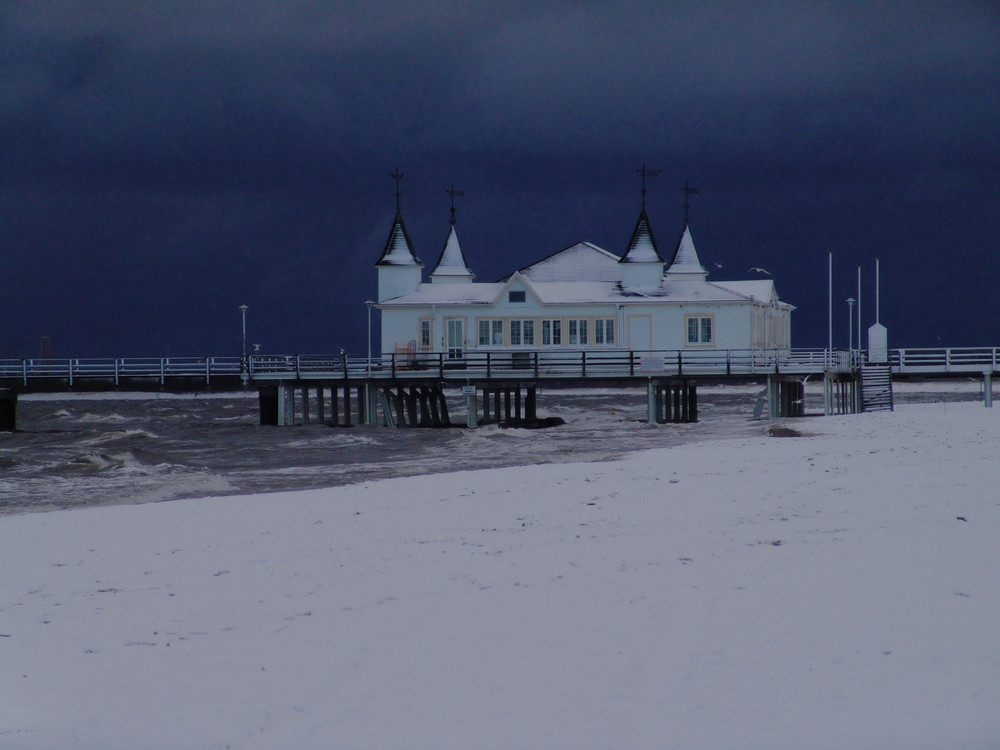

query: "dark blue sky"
(3, 1), (998, 358)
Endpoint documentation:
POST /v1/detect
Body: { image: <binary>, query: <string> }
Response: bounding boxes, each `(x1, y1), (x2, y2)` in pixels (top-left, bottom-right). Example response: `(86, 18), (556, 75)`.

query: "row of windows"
(479, 318), (616, 347)
(421, 315), (715, 348)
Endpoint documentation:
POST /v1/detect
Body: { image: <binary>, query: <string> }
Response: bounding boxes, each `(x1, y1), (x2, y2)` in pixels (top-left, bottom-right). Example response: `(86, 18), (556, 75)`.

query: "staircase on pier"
(860, 364), (894, 412)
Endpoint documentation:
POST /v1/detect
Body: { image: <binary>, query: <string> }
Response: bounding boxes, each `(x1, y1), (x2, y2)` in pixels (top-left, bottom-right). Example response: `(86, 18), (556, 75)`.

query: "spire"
(430, 224), (475, 282)
(618, 208), (664, 264)
(665, 222), (707, 279)
(375, 209), (422, 267)
(375, 168), (422, 267)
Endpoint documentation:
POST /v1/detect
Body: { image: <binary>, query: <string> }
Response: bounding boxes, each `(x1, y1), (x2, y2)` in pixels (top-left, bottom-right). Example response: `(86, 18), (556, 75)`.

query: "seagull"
(748, 266), (772, 275)
(713, 262), (724, 269)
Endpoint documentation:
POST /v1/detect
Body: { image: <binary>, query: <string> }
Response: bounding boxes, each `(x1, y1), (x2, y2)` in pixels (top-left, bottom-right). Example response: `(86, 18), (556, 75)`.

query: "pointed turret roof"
(430, 225), (474, 280)
(665, 223), (707, 279)
(618, 208), (665, 264)
(375, 210), (422, 267)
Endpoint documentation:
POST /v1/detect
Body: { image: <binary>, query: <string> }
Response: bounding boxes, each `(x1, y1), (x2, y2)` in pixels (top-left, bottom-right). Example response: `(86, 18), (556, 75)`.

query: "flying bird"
(713, 262), (724, 269)
(748, 266), (771, 275)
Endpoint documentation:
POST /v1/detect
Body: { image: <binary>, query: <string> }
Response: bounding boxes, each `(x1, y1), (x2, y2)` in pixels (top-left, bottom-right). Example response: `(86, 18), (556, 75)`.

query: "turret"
(375, 210), (423, 302)
(619, 208), (665, 289)
(663, 223), (708, 281)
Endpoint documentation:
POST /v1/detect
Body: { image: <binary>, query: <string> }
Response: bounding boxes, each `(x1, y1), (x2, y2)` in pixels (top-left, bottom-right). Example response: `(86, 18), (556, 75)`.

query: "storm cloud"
(2, 1), (998, 356)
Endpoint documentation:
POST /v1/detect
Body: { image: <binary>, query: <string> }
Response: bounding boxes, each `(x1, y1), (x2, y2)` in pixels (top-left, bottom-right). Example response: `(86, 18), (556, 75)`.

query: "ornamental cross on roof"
(391, 167), (404, 211)
(636, 162), (660, 208)
(679, 180), (699, 223)
(446, 183), (466, 226)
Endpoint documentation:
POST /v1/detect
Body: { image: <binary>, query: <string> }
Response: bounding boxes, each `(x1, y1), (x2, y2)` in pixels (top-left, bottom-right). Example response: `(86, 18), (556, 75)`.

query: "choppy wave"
(2, 384), (981, 515)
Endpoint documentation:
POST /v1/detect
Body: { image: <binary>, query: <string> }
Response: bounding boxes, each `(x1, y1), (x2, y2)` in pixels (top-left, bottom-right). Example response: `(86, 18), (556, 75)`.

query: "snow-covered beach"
(1, 398), (998, 749)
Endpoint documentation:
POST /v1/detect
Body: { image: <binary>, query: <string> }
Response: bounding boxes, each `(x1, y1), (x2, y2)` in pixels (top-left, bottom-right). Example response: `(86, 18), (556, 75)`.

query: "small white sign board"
(462, 385), (477, 396)
(639, 356), (665, 373)
(868, 323), (888, 363)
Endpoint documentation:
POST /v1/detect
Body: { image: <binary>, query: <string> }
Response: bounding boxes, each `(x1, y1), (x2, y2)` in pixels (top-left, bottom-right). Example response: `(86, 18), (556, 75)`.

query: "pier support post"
(647, 380), (656, 424)
(985, 371), (993, 408)
(1, 389), (17, 431)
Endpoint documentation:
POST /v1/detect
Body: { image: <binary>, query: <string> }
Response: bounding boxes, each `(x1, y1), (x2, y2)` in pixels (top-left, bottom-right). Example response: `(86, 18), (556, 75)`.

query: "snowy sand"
(1, 401), (998, 749)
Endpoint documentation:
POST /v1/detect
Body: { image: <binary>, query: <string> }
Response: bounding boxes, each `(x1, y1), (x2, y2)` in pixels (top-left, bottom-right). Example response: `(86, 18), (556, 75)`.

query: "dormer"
(430, 225), (475, 284)
(664, 223), (708, 281)
(618, 208), (665, 289)
(375, 210), (424, 302)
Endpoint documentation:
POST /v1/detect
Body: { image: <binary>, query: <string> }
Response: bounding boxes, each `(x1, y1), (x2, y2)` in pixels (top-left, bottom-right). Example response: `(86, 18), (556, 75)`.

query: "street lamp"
(365, 300), (374, 376)
(364, 300), (374, 424)
(238, 305), (248, 359)
(846, 298), (855, 352)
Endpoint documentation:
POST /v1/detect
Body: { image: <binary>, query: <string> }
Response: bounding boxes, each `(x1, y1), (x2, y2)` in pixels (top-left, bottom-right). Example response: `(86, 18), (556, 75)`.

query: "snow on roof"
(518, 242), (622, 282)
(375, 210), (422, 267)
(380, 282), (504, 306)
(618, 209), (664, 264)
(430, 225), (474, 278)
(664, 223), (706, 277)
(381, 277), (786, 307)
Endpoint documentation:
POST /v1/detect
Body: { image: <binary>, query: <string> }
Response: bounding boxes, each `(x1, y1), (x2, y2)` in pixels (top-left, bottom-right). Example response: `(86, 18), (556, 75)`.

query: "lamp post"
(238, 304), (248, 383)
(847, 297), (855, 360)
(365, 300), (374, 423)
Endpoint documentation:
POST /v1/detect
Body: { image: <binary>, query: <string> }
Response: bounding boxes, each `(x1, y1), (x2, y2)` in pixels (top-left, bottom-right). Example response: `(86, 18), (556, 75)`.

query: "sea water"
(0, 383), (982, 515)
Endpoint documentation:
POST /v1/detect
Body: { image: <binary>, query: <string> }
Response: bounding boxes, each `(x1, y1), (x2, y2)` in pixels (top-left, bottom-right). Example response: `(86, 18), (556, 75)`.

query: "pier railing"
(2, 347), (997, 389)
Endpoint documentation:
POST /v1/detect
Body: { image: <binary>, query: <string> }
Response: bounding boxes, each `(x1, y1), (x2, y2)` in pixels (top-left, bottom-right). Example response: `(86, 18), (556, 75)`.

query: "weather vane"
(446, 183), (466, 226)
(636, 162), (660, 209)
(679, 180), (699, 223)
(391, 167), (404, 211)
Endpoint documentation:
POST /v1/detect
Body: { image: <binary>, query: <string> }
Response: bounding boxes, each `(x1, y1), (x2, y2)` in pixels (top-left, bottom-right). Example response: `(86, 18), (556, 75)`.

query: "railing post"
(581, 351), (587, 377)
(23, 359), (28, 387)
(486, 352), (491, 379)
(629, 350), (634, 377)
(206, 357), (211, 385)
(391, 353), (397, 378)
(115, 358), (120, 387)
(677, 351), (683, 375)
(533, 351), (539, 378)
(68, 359), (74, 387)
(726, 349), (731, 376)
(439, 353), (444, 378)
(160, 358), (166, 386)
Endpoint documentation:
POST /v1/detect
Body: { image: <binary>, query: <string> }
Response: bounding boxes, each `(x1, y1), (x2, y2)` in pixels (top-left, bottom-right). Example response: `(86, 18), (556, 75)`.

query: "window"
(419, 320), (431, 349)
(509, 319), (535, 346)
(541, 319), (562, 346)
(568, 319), (589, 346)
(478, 319), (503, 346)
(686, 315), (713, 345)
(594, 319), (615, 345)
(508, 290), (526, 303)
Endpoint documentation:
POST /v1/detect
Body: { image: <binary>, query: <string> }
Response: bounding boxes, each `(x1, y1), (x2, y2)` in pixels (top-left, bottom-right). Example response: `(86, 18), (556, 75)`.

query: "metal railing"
(2, 347), (997, 389)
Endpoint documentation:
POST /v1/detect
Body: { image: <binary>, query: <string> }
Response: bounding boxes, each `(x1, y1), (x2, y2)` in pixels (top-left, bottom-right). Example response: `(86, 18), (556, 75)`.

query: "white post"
(365, 300), (374, 424)
(857, 265), (862, 358)
(847, 298), (855, 365)
(827, 250), (833, 370)
(875, 257), (880, 324)
(238, 304), (249, 385)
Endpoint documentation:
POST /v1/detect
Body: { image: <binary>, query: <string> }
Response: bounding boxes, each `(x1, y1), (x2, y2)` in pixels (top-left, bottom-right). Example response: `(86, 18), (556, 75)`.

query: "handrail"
(1, 347), (998, 386)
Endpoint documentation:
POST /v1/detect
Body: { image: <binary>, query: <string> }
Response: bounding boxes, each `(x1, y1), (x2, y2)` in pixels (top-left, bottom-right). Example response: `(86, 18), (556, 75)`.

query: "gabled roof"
(375, 210), (422, 267)
(430, 225), (474, 279)
(618, 208), (664, 264)
(516, 241), (622, 282)
(492, 270), (543, 305)
(664, 223), (707, 278)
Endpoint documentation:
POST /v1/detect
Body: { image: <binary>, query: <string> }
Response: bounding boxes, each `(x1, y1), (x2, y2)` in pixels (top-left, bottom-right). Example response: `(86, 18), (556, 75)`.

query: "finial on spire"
(636, 162), (660, 209)
(391, 167), (404, 211)
(679, 180), (699, 223)
(446, 183), (466, 226)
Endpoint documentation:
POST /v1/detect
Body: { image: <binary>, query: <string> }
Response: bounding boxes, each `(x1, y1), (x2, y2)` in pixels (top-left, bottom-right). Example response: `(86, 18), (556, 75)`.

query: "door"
(628, 315), (652, 352)
(446, 319), (465, 360)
